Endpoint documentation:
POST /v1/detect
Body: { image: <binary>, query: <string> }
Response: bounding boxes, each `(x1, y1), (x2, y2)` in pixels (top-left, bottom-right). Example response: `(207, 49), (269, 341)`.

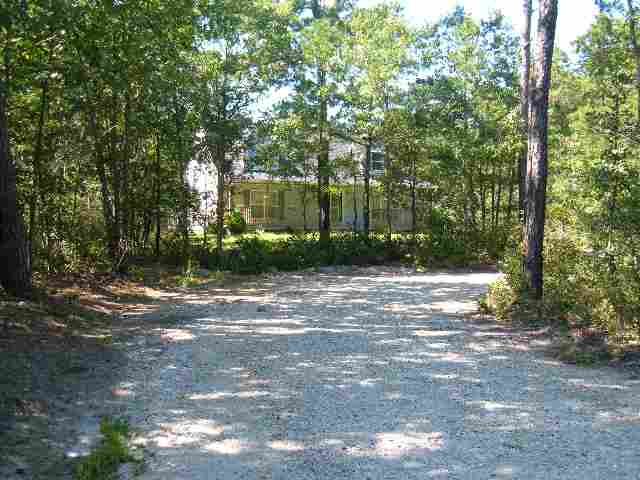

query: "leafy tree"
(196, 0), (291, 257)
(343, 2), (412, 238)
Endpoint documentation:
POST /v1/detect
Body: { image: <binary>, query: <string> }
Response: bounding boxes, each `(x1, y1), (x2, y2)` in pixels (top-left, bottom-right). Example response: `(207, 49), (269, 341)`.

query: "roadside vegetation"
(73, 418), (143, 480)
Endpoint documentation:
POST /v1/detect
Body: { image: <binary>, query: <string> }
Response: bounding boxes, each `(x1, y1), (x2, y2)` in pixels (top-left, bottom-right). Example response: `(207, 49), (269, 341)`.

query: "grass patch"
(74, 418), (143, 480)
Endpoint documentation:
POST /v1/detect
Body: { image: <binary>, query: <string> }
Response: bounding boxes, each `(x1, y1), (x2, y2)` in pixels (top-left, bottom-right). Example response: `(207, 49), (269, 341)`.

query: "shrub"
(226, 210), (247, 235)
(485, 277), (518, 321)
(74, 418), (142, 480)
(195, 231), (492, 277)
(226, 236), (272, 274)
(206, 210), (248, 237)
(488, 225), (640, 341)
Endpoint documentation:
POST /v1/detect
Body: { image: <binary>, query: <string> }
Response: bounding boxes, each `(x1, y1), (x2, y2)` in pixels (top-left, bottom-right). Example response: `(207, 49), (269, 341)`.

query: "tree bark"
(29, 76), (49, 266)
(519, 0), (533, 224)
(155, 133), (162, 259)
(351, 149), (358, 233)
(0, 50), (32, 297)
(524, 0), (558, 300)
(215, 144), (227, 259)
(310, 1), (336, 244)
(317, 68), (331, 243)
(410, 151), (417, 235)
(173, 96), (190, 258)
(363, 140), (372, 237)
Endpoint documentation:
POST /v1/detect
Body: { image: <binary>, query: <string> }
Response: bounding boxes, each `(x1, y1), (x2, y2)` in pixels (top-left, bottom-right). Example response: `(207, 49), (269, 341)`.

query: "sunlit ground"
(88, 267), (640, 479)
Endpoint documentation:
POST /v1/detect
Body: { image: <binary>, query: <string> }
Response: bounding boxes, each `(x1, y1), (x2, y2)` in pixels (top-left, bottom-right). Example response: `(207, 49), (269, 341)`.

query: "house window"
(371, 193), (385, 223)
(242, 189), (285, 222)
(267, 191), (286, 220)
(330, 192), (343, 223)
(371, 151), (385, 174)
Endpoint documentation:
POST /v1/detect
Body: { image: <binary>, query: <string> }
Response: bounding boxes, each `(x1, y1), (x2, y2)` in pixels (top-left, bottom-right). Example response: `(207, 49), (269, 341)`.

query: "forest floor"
(2, 265), (640, 479)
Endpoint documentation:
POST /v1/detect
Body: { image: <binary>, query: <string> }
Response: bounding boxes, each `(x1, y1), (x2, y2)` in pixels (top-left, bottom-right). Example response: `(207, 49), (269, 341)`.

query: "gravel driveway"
(104, 266), (640, 479)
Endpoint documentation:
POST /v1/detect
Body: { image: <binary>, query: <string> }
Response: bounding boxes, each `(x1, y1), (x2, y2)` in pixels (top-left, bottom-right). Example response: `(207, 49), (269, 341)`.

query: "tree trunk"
(29, 76), (48, 267)
(524, 0), (558, 300)
(302, 177), (308, 232)
(107, 96), (123, 264)
(383, 93), (392, 243)
(519, 0), (533, 224)
(155, 133), (162, 259)
(317, 69), (331, 243)
(117, 86), (132, 273)
(173, 97), (190, 258)
(0, 51), (32, 297)
(363, 140), (371, 237)
(351, 150), (358, 233)
(411, 152), (417, 236)
(216, 145), (226, 259)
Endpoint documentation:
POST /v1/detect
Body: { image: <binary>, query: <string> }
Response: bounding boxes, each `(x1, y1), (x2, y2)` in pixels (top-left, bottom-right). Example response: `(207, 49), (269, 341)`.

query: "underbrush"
(74, 418), (143, 480)
(485, 227), (640, 363)
(192, 231), (489, 275)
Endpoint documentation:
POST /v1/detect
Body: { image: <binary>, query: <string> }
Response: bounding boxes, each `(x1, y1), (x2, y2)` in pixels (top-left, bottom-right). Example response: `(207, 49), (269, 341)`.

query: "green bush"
(488, 225), (640, 339)
(226, 210), (247, 235)
(74, 418), (142, 480)
(206, 210), (248, 237)
(195, 230), (492, 277)
(227, 236), (273, 274)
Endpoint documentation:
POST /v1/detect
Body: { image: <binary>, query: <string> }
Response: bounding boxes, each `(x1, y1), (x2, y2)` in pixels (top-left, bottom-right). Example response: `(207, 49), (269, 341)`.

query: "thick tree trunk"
(0, 55), (32, 297)
(524, 0), (558, 300)
(519, 0), (533, 224)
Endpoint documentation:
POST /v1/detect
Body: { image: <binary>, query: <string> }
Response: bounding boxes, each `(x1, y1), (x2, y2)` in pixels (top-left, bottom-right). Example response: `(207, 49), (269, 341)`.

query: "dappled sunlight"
(567, 379), (629, 391)
(425, 342), (450, 350)
(415, 329), (462, 337)
(204, 438), (249, 455)
(412, 351), (475, 365)
(345, 432), (444, 458)
(111, 387), (133, 397)
(495, 465), (518, 478)
(188, 390), (279, 401)
(268, 440), (305, 452)
(89, 267), (640, 479)
(467, 400), (522, 412)
(159, 328), (195, 342)
(594, 410), (640, 426)
(472, 331), (511, 337)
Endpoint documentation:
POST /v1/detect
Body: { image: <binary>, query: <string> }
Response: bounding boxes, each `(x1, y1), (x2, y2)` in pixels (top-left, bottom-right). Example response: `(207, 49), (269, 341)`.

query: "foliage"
(74, 418), (142, 480)
(225, 210), (248, 235)
(489, 223), (640, 339)
(195, 230), (485, 275)
(7, 0), (640, 347)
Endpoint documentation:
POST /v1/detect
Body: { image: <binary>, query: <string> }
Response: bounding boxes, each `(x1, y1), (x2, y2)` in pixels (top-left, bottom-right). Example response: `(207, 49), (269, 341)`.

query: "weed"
(74, 418), (143, 480)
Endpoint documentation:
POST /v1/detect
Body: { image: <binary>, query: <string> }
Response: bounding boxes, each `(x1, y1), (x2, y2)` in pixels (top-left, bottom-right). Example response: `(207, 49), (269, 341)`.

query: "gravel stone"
(6, 266), (640, 479)
(109, 266), (640, 479)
